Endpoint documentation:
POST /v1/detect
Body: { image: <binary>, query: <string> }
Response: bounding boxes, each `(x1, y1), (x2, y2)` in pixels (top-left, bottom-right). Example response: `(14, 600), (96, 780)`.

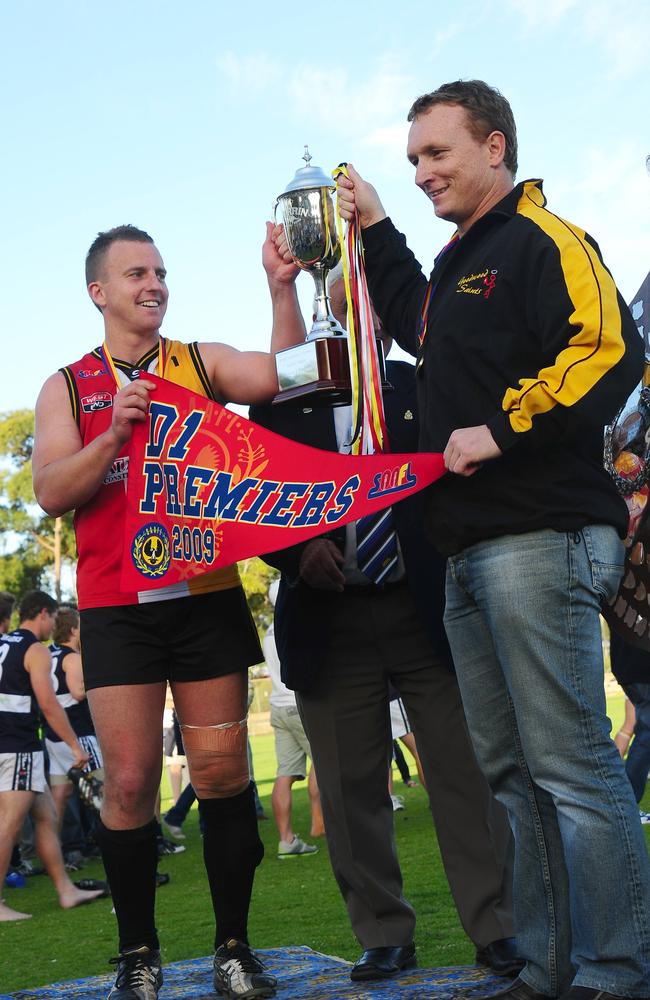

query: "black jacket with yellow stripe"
(362, 179), (642, 556)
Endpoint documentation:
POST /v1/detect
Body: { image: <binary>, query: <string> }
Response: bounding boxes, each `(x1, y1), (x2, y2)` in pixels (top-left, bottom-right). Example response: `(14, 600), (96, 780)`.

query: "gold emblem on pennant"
(132, 523), (171, 579)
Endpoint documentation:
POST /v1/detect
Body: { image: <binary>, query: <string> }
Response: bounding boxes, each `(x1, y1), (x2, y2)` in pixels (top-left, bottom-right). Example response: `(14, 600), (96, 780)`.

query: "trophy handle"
(273, 197), (280, 224)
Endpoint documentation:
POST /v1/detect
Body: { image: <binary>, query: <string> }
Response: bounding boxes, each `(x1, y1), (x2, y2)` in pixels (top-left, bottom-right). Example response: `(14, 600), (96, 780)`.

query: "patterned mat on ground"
(3, 946), (506, 999)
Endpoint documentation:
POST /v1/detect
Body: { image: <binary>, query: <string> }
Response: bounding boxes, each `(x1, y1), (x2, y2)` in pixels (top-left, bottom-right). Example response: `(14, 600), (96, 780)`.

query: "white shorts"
(0, 751), (46, 792)
(390, 698), (411, 741)
(46, 735), (103, 784)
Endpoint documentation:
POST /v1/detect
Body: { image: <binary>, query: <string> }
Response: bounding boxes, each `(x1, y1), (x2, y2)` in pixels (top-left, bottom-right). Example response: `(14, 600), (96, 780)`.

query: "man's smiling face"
(89, 239), (168, 335)
(406, 103), (507, 235)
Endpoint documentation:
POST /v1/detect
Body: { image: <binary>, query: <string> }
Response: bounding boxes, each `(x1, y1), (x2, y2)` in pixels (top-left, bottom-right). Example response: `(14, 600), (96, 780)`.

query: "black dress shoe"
(350, 944), (417, 981)
(476, 937), (526, 977)
(458, 977), (556, 1000)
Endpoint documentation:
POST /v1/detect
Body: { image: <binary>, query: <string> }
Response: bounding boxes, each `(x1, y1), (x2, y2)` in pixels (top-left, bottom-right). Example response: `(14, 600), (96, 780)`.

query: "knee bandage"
(180, 720), (250, 799)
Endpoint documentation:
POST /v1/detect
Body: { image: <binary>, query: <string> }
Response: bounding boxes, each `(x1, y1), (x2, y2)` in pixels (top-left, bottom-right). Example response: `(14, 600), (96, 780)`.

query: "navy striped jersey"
(42, 644), (94, 742)
(0, 629), (41, 753)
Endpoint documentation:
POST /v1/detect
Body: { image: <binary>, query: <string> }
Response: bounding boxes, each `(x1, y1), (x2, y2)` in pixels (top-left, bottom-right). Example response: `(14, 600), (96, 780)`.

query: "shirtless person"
(32, 224), (299, 999)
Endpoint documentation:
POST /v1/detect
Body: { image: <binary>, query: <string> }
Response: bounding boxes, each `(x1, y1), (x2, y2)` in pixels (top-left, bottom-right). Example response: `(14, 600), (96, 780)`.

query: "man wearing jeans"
(337, 79), (650, 999)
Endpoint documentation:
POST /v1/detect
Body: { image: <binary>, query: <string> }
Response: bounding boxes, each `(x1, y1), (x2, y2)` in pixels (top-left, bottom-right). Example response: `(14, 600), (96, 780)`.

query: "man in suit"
(250, 258), (520, 983)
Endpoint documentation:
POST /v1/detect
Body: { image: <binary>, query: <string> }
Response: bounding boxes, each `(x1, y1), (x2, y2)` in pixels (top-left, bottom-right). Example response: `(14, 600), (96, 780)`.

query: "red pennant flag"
(120, 375), (446, 592)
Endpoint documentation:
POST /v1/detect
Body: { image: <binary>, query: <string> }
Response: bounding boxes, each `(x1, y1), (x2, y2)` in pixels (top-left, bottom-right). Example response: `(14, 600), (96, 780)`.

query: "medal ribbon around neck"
(98, 338), (166, 389)
(418, 232), (460, 347)
(332, 163), (388, 458)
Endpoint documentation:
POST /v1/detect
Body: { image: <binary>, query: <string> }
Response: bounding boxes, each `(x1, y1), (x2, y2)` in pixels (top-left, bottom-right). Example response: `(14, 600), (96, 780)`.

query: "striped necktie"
(356, 508), (398, 584)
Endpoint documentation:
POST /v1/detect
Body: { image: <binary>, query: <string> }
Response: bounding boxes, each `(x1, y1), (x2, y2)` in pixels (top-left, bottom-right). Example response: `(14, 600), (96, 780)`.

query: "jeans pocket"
(580, 525), (625, 602)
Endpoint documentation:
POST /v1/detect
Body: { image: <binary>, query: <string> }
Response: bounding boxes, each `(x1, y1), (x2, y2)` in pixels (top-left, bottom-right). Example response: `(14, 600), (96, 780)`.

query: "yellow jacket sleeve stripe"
(502, 182), (625, 434)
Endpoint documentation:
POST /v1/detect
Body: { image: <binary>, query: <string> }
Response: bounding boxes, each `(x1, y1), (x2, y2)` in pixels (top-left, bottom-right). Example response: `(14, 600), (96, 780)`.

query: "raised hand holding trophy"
(272, 147), (352, 404)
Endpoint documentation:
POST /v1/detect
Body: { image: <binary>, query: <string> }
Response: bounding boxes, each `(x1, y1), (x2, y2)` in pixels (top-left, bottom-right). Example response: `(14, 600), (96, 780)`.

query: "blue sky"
(1, 0), (649, 414)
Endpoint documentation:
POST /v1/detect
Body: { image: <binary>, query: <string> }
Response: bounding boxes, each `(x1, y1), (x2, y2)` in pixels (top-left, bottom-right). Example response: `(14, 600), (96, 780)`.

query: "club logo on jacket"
(81, 392), (112, 412)
(131, 523), (171, 579)
(78, 368), (107, 379)
(456, 268), (499, 299)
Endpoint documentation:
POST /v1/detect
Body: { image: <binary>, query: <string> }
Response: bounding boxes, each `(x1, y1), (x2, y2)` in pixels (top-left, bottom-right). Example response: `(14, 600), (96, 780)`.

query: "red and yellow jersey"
(61, 338), (241, 610)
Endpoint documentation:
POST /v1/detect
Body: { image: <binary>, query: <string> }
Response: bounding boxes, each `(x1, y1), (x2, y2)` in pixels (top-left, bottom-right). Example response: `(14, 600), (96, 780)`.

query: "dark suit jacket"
(610, 629), (650, 685)
(250, 360), (453, 692)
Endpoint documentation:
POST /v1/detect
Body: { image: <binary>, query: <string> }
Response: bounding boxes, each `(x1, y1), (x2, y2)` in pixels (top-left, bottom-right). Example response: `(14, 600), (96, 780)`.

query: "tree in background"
(238, 556), (278, 639)
(0, 410), (76, 600)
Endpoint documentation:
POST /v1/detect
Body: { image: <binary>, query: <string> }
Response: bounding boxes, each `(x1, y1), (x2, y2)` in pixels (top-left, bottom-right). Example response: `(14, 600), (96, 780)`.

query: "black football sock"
(96, 817), (159, 952)
(199, 783), (264, 949)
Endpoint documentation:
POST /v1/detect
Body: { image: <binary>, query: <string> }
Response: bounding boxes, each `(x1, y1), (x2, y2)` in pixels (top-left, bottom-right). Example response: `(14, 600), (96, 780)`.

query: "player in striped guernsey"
(44, 605), (103, 826)
(0, 590), (103, 921)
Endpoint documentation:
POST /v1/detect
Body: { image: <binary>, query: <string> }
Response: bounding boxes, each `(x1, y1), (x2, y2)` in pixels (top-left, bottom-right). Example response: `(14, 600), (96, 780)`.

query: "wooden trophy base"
(273, 337), (353, 406)
(273, 337), (392, 407)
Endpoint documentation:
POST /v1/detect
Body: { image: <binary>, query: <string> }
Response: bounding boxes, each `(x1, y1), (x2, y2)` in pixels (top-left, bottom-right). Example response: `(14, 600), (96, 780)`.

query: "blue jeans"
(624, 683), (650, 803)
(444, 526), (650, 997)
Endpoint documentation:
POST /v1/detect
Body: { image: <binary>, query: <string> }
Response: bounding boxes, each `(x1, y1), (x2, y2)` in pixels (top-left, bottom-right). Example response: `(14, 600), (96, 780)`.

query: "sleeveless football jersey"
(0, 629), (41, 753)
(60, 338), (241, 609)
(42, 643), (94, 741)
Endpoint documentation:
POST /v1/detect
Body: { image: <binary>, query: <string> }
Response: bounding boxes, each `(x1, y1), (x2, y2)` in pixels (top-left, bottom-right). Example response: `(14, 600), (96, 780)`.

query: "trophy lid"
(281, 146), (335, 194)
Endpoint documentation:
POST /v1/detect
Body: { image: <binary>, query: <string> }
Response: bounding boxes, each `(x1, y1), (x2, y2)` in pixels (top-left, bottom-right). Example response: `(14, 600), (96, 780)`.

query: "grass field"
(2, 693), (649, 993)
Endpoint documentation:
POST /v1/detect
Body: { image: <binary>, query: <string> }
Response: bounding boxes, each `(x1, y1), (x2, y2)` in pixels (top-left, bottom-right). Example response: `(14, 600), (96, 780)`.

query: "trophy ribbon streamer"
(332, 163), (388, 457)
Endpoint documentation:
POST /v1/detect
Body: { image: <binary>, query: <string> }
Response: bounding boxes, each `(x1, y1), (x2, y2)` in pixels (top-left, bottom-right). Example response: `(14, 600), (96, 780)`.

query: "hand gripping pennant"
(120, 375), (446, 593)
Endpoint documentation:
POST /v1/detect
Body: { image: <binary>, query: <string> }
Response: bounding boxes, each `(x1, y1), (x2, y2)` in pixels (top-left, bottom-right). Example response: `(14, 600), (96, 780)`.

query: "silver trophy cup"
(273, 147), (351, 404)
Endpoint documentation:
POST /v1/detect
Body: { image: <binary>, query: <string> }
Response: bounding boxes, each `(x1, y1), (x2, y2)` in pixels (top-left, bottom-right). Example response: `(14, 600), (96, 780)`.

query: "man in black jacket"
(336, 79), (649, 1000)
(251, 263), (520, 984)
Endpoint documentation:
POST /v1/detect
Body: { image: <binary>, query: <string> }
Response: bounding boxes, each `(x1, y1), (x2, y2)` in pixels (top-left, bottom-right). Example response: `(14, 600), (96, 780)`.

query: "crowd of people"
(1, 76), (648, 1000)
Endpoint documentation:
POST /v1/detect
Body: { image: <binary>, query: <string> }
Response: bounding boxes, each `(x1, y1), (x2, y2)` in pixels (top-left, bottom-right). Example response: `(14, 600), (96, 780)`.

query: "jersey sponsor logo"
(78, 368), (107, 379)
(131, 522), (171, 579)
(104, 456), (129, 485)
(456, 267), (499, 298)
(81, 391), (113, 413)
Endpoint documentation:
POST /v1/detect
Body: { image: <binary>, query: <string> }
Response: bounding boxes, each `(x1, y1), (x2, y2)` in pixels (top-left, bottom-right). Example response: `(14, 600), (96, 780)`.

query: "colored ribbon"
(98, 338), (166, 389)
(418, 233), (460, 347)
(332, 163), (400, 582)
(332, 163), (388, 457)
